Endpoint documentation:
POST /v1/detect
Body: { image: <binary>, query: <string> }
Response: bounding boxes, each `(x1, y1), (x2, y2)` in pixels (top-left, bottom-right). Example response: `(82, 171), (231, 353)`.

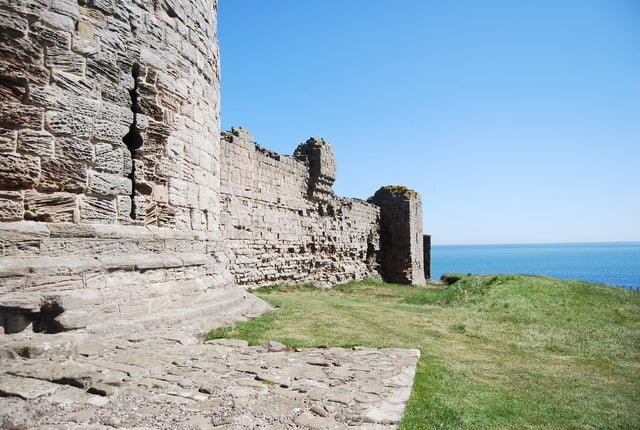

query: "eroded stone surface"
(0, 330), (420, 429)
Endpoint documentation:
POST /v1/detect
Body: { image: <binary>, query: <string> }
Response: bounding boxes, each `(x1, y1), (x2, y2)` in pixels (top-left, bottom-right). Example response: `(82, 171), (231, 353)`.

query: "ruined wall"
(370, 187), (426, 286)
(220, 128), (380, 287)
(0, 1), (428, 335)
(0, 0), (239, 334)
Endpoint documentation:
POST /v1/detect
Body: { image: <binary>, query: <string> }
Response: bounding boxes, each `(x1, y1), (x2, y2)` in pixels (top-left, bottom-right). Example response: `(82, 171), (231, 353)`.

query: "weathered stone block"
(72, 34), (100, 56)
(0, 36), (49, 85)
(168, 178), (188, 206)
(0, 73), (28, 104)
(39, 9), (75, 32)
(3, 240), (41, 257)
(51, 70), (97, 96)
(46, 46), (86, 75)
(25, 274), (84, 292)
(151, 184), (169, 203)
(46, 111), (92, 138)
(26, 85), (64, 111)
(88, 171), (131, 196)
(0, 191), (23, 221)
(97, 101), (132, 125)
(0, 292), (42, 313)
(94, 143), (125, 174)
(56, 136), (94, 162)
(18, 130), (55, 158)
(0, 154), (40, 189)
(93, 119), (129, 143)
(54, 309), (92, 330)
(0, 128), (17, 152)
(24, 191), (77, 223)
(51, 0), (80, 18)
(0, 9), (28, 38)
(100, 81), (129, 105)
(30, 22), (71, 48)
(0, 103), (43, 130)
(79, 196), (117, 224)
(39, 159), (87, 193)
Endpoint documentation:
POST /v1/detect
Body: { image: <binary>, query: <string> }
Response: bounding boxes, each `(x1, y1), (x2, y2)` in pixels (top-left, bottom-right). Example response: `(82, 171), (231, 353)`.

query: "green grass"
(205, 275), (640, 429)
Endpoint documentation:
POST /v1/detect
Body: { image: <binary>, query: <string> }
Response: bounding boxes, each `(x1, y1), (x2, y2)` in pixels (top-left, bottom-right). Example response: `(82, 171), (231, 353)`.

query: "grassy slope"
(206, 275), (640, 429)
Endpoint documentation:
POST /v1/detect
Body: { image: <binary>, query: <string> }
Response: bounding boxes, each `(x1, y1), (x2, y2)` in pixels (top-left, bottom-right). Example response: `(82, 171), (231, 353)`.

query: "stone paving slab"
(0, 332), (420, 429)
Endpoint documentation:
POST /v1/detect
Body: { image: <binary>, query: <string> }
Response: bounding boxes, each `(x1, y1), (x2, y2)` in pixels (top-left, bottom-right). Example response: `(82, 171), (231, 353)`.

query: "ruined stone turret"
(294, 137), (336, 201)
(369, 186), (426, 286)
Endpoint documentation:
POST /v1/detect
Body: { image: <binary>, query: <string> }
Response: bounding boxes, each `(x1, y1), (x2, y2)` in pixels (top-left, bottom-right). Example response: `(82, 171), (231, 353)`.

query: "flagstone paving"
(0, 330), (419, 429)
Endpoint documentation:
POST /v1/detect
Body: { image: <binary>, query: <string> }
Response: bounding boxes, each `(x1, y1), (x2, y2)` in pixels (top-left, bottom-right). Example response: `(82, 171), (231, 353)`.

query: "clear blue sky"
(218, 0), (640, 245)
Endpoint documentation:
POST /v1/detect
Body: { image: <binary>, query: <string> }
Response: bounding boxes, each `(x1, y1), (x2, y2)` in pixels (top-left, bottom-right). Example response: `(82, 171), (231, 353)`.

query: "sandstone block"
(76, 20), (95, 40)
(0, 153), (40, 189)
(8, 336), (77, 359)
(0, 36), (49, 85)
(79, 196), (117, 224)
(0, 103), (43, 130)
(168, 178), (188, 206)
(46, 111), (92, 138)
(0, 128), (16, 152)
(39, 9), (75, 32)
(46, 46), (86, 75)
(17, 130), (55, 157)
(0, 293), (42, 312)
(56, 136), (94, 162)
(39, 158), (88, 192)
(94, 143), (126, 174)
(51, 0), (80, 18)
(54, 309), (92, 330)
(0, 376), (59, 399)
(295, 412), (347, 430)
(93, 119), (129, 143)
(88, 170), (131, 197)
(0, 9), (28, 38)
(25, 274), (84, 292)
(73, 35), (100, 56)
(51, 69), (97, 96)
(0, 191), (23, 221)
(30, 22), (71, 48)
(24, 191), (77, 223)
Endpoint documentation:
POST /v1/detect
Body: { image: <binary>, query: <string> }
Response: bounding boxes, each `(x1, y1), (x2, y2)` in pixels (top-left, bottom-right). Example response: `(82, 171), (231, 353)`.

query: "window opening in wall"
(123, 63), (144, 219)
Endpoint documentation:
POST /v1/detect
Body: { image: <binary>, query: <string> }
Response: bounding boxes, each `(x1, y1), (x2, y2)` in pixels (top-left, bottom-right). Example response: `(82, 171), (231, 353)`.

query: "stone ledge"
(0, 253), (213, 277)
(0, 221), (221, 243)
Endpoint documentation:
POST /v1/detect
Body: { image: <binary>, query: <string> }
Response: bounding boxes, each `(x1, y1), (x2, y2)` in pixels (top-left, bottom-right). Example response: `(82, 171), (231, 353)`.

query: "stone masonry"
(0, 0), (231, 334)
(370, 187), (426, 286)
(1, 1), (428, 427)
(0, 0), (428, 332)
(220, 128), (381, 287)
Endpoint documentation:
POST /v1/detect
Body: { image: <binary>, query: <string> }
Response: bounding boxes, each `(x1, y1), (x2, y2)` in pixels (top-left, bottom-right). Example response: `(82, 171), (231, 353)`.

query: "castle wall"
(0, 1), (428, 335)
(0, 0), (234, 334)
(220, 128), (380, 287)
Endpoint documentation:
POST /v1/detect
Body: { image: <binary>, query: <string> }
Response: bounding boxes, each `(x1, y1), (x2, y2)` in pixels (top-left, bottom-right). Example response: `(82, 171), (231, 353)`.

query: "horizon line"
(432, 240), (640, 247)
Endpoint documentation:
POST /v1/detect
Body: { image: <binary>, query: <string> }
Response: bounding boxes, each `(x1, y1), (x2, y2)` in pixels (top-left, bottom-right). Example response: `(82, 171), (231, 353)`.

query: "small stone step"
(85, 286), (269, 336)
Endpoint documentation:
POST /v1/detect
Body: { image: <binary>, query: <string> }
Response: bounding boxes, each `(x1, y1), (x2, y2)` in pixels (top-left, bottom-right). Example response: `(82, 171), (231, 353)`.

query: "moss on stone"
(380, 185), (418, 198)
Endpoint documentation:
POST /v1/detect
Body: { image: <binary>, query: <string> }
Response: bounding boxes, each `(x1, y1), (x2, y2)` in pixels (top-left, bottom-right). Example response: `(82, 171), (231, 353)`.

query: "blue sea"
(431, 242), (640, 290)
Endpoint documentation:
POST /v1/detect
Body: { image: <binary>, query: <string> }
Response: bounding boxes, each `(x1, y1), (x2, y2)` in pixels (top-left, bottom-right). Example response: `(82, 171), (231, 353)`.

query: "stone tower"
(370, 186), (426, 286)
(0, 0), (272, 334)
